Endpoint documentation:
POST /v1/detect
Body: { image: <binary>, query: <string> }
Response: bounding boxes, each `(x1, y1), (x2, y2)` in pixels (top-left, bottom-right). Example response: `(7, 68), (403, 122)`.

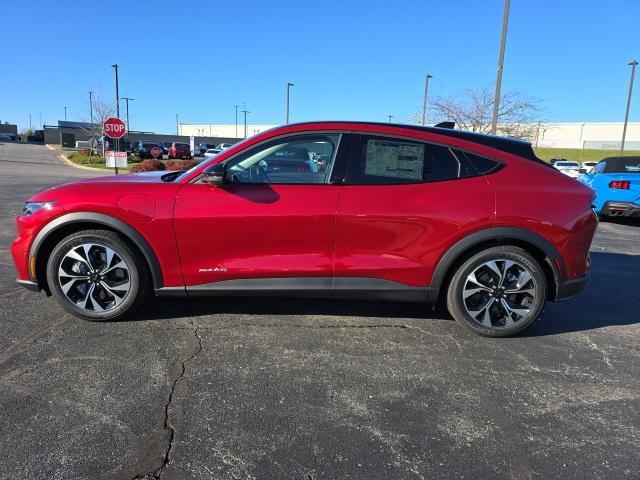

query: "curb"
(57, 154), (108, 172)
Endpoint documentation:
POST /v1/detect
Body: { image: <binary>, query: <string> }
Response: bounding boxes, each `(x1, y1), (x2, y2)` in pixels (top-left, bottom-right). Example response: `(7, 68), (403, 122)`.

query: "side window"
(346, 135), (464, 184)
(595, 161), (605, 173)
(461, 151), (503, 175)
(225, 134), (340, 184)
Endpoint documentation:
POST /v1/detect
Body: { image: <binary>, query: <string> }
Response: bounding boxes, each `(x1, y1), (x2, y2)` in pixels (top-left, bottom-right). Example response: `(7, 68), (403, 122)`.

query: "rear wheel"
(46, 230), (150, 321)
(446, 246), (547, 337)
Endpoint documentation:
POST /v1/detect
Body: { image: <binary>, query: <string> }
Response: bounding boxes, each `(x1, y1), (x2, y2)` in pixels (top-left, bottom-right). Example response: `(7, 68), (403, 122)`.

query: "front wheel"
(46, 229), (150, 321)
(446, 246), (547, 337)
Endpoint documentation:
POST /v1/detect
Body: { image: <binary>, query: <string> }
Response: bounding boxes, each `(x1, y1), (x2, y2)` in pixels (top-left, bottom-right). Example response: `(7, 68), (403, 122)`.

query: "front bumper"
(600, 201), (640, 217)
(555, 275), (588, 301)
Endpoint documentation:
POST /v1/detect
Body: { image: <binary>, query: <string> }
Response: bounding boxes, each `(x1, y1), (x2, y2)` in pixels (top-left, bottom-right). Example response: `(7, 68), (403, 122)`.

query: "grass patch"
(534, 147), (640, 163)
(65, 151), (141, 170)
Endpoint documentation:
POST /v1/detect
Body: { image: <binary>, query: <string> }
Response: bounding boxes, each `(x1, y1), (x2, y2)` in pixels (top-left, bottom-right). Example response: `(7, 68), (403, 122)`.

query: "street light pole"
(29, 113), (32, 132)
(111, 64), (120, 118)
(490, 0), (510, 134)
(176, 114), (179, 135)
(64, 106), (67, 121)
(89, 91), (94, 124)
(621, 60), (638, 156)
(122, 97), (134, 136)
(234, 105), (239, 139)
(422, 74), (432, 125)
(388, 115), (393, 123)
(285, 82), (294, 124)
(242, 109), (250, 138)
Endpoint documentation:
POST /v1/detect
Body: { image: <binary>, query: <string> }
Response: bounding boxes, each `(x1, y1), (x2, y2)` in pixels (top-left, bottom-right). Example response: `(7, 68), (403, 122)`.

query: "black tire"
(446, 245), (547, 337)
(46, 229), (150, 321)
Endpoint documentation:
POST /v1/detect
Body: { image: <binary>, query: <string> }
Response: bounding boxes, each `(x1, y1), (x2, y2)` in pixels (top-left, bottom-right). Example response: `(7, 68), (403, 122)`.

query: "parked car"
(197, 143), (217, 156)
(217, 143), (234, 150)
(578, 156), (640, 218)
(580, 161), (598, 174)
(553, 160), (581, 178)
(97, 137), (132, 154)
(549, 158), (566, 166)
(11, 121), (597, 337)
(168, 142), (192, 159)
(203, 148), (221, 159)
(136, 142), (163, 159)
(0, 133), (17, 142)
(160, 142), (173, 155)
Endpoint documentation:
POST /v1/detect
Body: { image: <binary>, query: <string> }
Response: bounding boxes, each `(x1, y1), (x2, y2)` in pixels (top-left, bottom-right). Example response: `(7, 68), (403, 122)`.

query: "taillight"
(609, 180), (630, 190)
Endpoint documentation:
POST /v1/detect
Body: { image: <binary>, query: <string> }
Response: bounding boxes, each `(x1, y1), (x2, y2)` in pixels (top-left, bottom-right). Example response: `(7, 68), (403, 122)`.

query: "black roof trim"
(285, 121), (547, 165)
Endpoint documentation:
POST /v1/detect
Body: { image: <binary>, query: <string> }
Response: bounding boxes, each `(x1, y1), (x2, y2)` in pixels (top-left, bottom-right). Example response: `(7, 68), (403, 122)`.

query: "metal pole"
(29, 113), (32, 131)
(285, 82), (294, 124)
(621, 60), (638, 156)
(111, 64), (120, 118)
(176, 114), (179, 135)
(242, 110), (250, 138)
(64, 106), (67, 121)
(388, 115), (393, 123)
(89, 91), (94, 124)
(422, 74), (432, 125)
(39, 113), (42, 129)
(235, 105), (239, 138)
(490, 0), (510, 134)
(122, 97), (133, 135)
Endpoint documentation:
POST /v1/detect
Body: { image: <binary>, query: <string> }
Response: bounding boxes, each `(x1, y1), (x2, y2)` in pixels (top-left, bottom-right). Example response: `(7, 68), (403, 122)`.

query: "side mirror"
(203, 163), (225, 187)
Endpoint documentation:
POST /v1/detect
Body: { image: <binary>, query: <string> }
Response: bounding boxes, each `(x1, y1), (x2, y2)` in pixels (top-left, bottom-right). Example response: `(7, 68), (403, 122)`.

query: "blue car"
(578, 156), (640, 218)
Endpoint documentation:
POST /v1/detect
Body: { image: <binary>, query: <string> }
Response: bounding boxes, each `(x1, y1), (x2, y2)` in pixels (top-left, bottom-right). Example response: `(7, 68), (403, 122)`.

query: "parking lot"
(1, 142), (639, 479)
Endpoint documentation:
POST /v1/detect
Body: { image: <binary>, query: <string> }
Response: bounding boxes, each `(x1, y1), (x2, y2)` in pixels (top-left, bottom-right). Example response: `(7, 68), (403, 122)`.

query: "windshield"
(556, 162), (579, 168)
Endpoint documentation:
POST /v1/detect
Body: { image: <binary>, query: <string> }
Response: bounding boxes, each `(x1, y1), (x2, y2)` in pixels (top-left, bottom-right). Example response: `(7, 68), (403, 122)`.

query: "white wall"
(535, 122), (640, 149)
(179, 124), (277, 139)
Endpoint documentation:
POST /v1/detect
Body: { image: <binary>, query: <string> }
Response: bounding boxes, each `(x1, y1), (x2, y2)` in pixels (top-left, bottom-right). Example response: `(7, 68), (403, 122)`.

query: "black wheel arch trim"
(426, 227), (565, 302)
(29, 212), (163, 289)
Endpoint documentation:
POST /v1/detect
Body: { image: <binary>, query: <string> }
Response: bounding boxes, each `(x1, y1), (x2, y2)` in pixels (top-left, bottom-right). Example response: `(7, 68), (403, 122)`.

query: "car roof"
(282, 121), (544, 164)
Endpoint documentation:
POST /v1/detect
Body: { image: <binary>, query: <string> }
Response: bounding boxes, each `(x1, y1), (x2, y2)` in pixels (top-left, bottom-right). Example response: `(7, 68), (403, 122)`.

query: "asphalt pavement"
(1, 142), (639, 479)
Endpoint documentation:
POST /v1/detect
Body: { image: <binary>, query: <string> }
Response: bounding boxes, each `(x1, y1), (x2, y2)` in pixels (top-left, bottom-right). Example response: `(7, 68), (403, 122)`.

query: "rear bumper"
(600, 201), (640, 217)
(554, 275), (588, 301)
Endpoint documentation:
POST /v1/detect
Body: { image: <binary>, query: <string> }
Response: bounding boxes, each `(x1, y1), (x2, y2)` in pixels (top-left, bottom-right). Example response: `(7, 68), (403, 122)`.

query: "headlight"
(22, 201), (57, 217)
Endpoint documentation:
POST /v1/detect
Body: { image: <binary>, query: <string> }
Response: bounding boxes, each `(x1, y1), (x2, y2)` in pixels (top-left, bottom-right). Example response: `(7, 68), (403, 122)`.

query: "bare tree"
(80, 92), (115, 152)
(415, 86), (542, 141)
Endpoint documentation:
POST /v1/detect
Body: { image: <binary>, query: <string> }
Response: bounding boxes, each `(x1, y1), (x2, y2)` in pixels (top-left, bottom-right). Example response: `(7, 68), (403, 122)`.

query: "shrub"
(165, 159), (198, 171)
(129, 159), (166, 173)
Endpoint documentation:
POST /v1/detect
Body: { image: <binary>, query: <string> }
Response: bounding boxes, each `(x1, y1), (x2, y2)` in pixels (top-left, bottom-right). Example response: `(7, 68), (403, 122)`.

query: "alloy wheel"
(57, 243), (131, 312)
(462, 259), (537, 329)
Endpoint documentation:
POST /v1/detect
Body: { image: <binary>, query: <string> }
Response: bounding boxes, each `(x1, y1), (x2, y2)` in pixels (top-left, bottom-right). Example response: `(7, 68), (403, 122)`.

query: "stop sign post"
(103, 117), (126, 174)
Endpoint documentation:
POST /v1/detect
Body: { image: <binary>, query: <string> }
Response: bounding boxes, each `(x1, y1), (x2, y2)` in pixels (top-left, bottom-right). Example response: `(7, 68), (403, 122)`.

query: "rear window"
(556, 161), (579, 167)
(603, 157), (640, 173)
(176, 143), (189, 148)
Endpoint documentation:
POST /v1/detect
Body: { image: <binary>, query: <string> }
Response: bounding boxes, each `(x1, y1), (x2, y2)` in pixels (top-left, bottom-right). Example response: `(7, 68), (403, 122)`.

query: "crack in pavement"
(215, 322), (410, 330)
(133, 319), (203, 480)
(583, 333), (613, 369)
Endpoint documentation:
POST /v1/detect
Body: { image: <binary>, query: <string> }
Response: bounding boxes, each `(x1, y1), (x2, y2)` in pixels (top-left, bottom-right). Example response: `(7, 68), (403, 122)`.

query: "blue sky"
(2, 0), (638, 133)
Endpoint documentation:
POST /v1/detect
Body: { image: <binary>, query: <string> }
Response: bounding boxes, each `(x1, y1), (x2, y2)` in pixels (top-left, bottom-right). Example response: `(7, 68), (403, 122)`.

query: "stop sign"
(103, 117), (126, 139)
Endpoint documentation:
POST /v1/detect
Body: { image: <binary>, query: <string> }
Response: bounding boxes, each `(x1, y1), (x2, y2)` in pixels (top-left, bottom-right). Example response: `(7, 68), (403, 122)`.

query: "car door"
(173, 132), (347, 290)
(333, 133), (495, 290)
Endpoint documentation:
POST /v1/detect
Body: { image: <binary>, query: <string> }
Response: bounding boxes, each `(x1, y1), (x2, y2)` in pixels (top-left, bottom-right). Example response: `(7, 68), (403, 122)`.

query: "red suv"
(168, 142), (192, 159)
(11, 122), (598, 336)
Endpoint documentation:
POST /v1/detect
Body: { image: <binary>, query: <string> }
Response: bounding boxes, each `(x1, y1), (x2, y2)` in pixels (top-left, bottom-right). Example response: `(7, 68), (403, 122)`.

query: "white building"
(534, 122), (640, 149)
(179, 123), (277, 139)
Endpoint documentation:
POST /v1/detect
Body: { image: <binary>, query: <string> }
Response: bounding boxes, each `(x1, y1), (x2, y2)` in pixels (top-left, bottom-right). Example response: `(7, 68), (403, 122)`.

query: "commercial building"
(534, 122), (640, 150)
(179, 123), (277, 139)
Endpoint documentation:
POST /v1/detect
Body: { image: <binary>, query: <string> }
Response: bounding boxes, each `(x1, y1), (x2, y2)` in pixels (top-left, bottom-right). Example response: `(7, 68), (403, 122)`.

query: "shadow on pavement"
(132, 252), (638, 335)
(522, 251), (640, 336)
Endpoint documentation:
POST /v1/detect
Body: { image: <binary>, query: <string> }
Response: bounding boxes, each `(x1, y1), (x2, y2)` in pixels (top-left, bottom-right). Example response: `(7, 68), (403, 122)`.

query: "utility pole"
(285, 82), (294, 124)
(89, 91), (94, 124)
(29, 113), (32, 131)
(388, 115), (393, 123)
(422, 74), (432, 125)
(242, 109), (250, 138)
(490, 0), (510, 134)
(39, 113), (42, 129)
(621, 60), (638, 156)
(64, 106), (67, 121)
(234, 105), (239, 138)
(122, 97), (134, 135)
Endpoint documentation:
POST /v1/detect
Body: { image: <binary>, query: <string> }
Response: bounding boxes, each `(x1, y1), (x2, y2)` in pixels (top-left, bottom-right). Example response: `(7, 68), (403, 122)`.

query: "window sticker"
(364, 140), (424, 180)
